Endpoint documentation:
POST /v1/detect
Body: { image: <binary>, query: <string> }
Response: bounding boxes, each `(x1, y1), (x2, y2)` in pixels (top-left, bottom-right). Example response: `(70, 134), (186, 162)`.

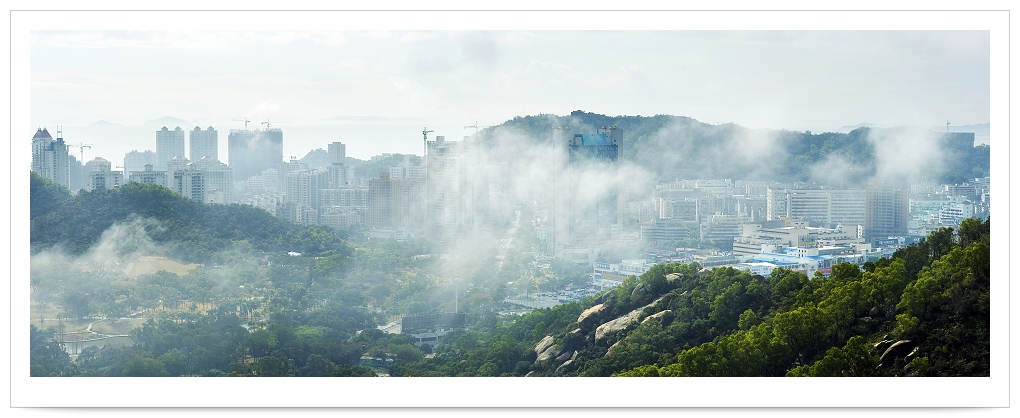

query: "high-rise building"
(189, 126), (218, 162)
(193, 157), (234, 204)
(68, 155), (85, 192)
(155, 126), (186, 171)
(368, 172), (404, 229)
(124, 150), (157, 176)
(84, 157), (112, 173)
(172, 164), (206, 202)
(327, 142), (348, 188)
(564, 127), (622, 242)
(31, 127), (69, 188)
(128, 164), (168, 188)
(89, 166), (123, 191)
(425, 136), (473, 239)
(228, 128), (283, 180)
(766, 188), (866, 228)
(865, 182), (910, 242)
(284, 168), (328, 212)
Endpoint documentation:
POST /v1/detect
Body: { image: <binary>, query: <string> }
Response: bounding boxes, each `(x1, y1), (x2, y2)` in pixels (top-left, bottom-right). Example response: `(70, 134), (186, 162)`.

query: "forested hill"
(391, 218), (990, 377)
(474, 110), (989, 185)
(29, 172), (349, 263)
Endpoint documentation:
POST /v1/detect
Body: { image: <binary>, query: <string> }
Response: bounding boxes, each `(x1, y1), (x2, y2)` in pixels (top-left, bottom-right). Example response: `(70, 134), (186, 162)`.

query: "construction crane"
(67, 141), (93, 163)
(464, 121), (491, 135)
(262, 120), (289, 130)
(232, 118), (251, 130)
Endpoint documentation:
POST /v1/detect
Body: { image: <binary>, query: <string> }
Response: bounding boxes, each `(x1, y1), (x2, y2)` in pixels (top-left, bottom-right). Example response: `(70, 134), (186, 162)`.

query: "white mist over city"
(16, 8), (1006, 407)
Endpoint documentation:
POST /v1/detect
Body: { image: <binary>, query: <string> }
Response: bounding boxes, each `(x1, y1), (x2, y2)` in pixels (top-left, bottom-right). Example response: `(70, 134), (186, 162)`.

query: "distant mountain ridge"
(835, 122), (989, 135)
(144, 116), (191, 128)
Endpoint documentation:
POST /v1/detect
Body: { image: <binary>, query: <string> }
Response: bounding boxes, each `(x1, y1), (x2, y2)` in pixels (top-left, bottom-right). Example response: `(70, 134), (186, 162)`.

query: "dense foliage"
(30, 179), (349, 262)
(387, 218), (989, 377)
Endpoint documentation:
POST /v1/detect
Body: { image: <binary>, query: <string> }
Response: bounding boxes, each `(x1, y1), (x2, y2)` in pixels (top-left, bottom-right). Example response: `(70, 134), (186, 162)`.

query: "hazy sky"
(28, 28), (991, 161)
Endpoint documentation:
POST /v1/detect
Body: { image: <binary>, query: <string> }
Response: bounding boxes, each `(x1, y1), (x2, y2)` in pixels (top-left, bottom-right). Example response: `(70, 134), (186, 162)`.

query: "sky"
(28, 27), (991, 163)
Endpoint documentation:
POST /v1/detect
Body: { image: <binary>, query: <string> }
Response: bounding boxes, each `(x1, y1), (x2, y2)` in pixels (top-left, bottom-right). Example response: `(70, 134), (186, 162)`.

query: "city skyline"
(24, 17), (994, 163)
(12, 7), (1010, 410)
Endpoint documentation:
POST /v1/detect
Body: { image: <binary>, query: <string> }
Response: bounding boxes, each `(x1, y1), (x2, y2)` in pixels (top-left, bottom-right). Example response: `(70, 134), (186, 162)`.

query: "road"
(495, 209), (522, 273)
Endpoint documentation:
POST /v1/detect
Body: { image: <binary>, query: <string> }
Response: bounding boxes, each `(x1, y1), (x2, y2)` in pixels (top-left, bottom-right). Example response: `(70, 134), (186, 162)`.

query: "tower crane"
(67, 141), (93, 162)
(464, 121), (491, 135)
(262, 120), (290, 129)
(232, 118), (251, 130)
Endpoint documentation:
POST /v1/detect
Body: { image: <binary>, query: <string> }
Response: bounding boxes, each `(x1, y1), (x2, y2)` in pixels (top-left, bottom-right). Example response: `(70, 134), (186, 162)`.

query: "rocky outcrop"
(631, 283), (649, 299)
(534, 335), (555, 355)
(594, 296), (669, 344)
(879, 340), (917, 368)
(577, 303), (606, 332)
(555, 359), (573, 376)
(606, 340), (622, 356)
(665, 273), (681, 282)
(595, 309), (644, 344)
(536, 344), (557, 363)
(641, 309), (672, 324)
(873, 339), (894, 353)
(554, 350), (572, 363)
(592, 291), (613, 306)
(554, 353), (577, 376)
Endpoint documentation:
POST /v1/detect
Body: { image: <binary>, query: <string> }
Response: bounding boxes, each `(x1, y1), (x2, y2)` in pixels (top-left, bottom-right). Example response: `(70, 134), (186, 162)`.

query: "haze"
(29, 30), (990, 161)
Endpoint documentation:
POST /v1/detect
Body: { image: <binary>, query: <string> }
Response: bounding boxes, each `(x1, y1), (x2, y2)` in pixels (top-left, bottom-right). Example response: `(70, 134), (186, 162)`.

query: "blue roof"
(581, 133), (608, 145)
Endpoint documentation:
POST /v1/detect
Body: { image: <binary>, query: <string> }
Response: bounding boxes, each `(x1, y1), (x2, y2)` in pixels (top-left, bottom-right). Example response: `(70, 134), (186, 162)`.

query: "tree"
(29, 325), (75, 377)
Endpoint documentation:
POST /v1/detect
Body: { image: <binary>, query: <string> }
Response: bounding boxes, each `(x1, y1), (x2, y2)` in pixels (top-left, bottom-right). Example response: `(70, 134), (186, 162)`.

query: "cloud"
(868, 127), (945, 184)
(332, 58), (367, 73)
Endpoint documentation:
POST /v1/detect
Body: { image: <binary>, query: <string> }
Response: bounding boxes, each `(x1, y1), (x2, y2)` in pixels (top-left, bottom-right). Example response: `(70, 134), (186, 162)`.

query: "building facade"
(865, 182), (910, 242)
(124, 150), (157, 175)
(228, 128), (283, 180)
(31, 128), (70, 188)
(155, 126), (186, 171)
(189, 126), (218, 162)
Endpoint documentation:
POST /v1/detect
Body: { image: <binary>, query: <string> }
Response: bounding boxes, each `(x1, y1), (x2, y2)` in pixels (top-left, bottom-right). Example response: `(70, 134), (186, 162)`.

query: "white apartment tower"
(31, 127), (70, 188)
(189, 126), (218, 162)
(124, 150), (157, 176)
(156, 126), (186, 171)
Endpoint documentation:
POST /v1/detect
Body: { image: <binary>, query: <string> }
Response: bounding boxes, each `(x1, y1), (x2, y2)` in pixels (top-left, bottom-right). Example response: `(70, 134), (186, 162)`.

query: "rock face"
(631, 283), (648, 299)
(879, 340), (917, 368)
(641, 309), (672, 324)
(665, 273), (681, 282)
(536, 345), (557, 363)
(595, 308), (644, 344)
(534, 335), (555, 355)
(593, 296), (669, 345)
(554, 350), (572, 363)
(577, 303), (606, 332)
(606, 340), (622, 356)
(555, 359), (574, 376)
(592, 291), (613, 306)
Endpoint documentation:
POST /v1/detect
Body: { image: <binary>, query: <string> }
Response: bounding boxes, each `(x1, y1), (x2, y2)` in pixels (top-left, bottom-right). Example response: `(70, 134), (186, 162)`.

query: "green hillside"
(390, 218), (989, 377)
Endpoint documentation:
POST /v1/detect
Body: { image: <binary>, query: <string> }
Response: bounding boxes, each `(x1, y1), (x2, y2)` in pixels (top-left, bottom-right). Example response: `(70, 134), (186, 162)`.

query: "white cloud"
(332, 58), (367, 73)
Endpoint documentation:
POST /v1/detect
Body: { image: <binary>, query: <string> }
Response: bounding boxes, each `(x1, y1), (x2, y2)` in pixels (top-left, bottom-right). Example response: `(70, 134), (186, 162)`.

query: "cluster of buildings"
(32, 124), (990, 285)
